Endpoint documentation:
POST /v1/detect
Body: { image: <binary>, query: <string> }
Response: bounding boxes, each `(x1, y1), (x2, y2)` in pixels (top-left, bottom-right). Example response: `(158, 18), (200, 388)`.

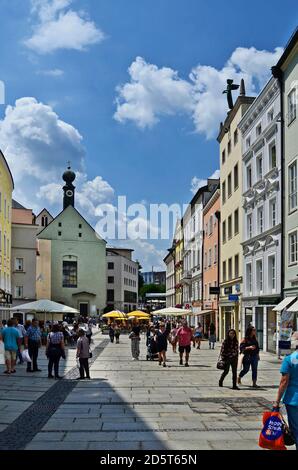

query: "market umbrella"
(11, 299), (79, 323)
(102, 311), (127, 319)
(129, 310), (150, 318)
(152, 307), (191, 317)
(128, 315), (150, 321)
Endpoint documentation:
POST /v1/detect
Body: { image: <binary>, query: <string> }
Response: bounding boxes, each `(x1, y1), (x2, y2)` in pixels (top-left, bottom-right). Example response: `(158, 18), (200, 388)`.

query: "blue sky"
(0, 0), (297, 270)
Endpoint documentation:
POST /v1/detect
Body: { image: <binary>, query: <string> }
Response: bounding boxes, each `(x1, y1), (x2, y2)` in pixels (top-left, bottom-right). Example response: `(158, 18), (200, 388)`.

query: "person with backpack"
(274, 340), (298, 450)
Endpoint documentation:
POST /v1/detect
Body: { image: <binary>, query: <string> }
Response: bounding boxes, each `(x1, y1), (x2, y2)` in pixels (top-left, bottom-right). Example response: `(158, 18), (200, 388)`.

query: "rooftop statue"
(223, 79), (240, 110)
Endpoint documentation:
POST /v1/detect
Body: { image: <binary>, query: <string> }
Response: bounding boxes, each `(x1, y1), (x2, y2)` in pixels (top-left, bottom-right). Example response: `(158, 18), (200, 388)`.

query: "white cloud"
(111, 239), (166, 272)
(25, 0), (105, 54)
(191, 169), (220, 194)
(114, 56), (194, 128)
(37, 69), (64, 77)
(115, 47), (283, 139)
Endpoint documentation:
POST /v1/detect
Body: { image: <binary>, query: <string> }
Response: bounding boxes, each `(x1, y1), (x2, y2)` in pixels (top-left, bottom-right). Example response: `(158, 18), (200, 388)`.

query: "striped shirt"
(48, 332), (64, 344)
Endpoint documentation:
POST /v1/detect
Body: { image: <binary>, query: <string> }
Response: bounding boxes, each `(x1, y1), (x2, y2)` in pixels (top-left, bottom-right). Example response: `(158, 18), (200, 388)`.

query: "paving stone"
(208, 439), (261, 450)
(26, 441), (89, 450)
(117, 431), (169, 442)
(32, 432), (66, 442)
(88, 441), (142, 450)
(64, 432), (117, 442)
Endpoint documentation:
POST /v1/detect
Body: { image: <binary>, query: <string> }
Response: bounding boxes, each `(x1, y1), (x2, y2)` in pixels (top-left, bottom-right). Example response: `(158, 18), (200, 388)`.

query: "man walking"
(0, 319), (20, 375)
(176, 320), (193, 367)
(14, 318), (26, 364)
(24, 319), (42, 372)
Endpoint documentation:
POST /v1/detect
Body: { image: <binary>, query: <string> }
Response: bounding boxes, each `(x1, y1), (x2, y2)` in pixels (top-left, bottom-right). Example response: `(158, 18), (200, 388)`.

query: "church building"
(36, 167), (107, 318)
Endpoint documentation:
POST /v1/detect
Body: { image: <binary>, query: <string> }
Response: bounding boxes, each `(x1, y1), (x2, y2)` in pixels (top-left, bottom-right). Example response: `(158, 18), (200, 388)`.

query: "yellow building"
(0, 149), (14, 312)
(218, 83), (254, 340)
(174, 219), (183, 307)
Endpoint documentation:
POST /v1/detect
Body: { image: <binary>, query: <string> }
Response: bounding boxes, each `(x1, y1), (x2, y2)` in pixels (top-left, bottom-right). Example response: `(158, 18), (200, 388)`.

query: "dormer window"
(256, 123), (262, 137)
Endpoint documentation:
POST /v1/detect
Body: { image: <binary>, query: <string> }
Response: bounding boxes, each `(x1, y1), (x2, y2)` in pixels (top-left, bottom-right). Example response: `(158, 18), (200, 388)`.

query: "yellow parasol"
(129, 310), (150, 318)
(102, 311), (127, 319)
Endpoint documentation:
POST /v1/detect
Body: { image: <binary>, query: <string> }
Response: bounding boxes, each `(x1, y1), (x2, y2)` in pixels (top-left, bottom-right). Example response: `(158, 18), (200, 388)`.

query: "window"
(256, 123), (262, 136)
(228, 173), (232, 197)
(246, 165), (252, 189)
(15, 258), (24, 271)
(107, 290), (114, 302)
(108, 262), (114, 270)
(15, 286), (23, 298)
(62, 261), (77, 288)
(235, 254), (239, 279)
(78, 233), (82, 238)
(41, 216), (48, 227)
(214, 245), (217, 264)
(269, 199), (277, 227)
(234, 163), (239, 190)
(223, 261), (226, 282)
(289, 161), (297, 212)
(234, 209), (239, 235)
(247, 214), (252, 239)
(222, 149), (226, 164)
(222, 221), (226, 244)
(79, 224), (82, 228)
(228, 215), (232, 240)
(228, 258), (233, 280)
(256, 259), (263, 292)
(268, 256), (276, 291)
(269, 143), (277, 169)
(228, 140), (231, 154)
(222, 181), (226, 204)
(257, 207), (264, 234)
(268, 109), (274, 123)
(209, 215), (213, 235)
(246, 264), (252, 293)
(58, 222), (62, 227)
(208, 249), (212, 267)
(289, 231), (298, 265)
(288, 88), (297, 125)
(246, 136), (251, 149)
(58, 231), (62, 236)
(234, 129), (238, 145)
(204, 252), (207, 270)
(256, 155), (263, 180)
(108, 276), (114, 284)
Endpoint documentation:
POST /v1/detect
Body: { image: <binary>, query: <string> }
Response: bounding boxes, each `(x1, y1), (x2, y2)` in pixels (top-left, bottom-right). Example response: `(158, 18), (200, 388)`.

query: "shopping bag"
(21, 349), (31, 363)
(259, 410), (287, 450)
(0, 342), (4, 365)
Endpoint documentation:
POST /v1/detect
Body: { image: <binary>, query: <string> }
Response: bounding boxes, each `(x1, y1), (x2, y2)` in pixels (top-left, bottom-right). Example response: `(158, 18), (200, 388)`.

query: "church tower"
(62, 165), (76, 210)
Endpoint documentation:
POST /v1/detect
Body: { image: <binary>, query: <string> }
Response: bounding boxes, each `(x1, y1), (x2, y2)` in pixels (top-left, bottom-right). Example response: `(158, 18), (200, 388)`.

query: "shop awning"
(273, 297), (296, 312)
(191, 310), (213, 316)
(287, 299), (298, 313)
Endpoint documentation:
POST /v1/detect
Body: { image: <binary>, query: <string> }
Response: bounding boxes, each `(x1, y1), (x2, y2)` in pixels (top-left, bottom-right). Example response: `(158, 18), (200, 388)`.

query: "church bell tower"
(62, 165), (76, 210)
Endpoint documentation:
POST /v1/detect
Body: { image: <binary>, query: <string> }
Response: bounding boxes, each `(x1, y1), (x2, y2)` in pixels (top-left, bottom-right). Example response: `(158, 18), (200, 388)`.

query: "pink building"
(202, 186), (220, 337)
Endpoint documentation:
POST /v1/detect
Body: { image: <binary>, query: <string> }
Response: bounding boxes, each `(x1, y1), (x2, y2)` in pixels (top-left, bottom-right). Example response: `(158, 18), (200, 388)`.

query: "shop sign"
(258, 297), (281, 306)
(229, 295), (239, 302)
(210, 287), (220, 295)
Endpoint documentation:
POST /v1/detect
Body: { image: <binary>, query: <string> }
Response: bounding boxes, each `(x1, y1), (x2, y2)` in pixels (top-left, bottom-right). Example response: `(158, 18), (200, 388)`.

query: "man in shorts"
(0, 319), (20, 375)
(176, 320), (193, 367)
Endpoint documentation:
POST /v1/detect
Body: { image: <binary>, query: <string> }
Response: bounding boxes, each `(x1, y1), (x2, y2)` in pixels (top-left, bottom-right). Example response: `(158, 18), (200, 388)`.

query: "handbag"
(216, 349), (226, 370)
(281, 414), (296, 446)
(259, 409), (287, 450)
(89, 351), (93, 359)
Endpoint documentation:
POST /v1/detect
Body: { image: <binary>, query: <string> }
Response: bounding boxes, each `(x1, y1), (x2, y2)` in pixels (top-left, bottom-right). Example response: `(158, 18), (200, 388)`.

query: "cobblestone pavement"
(0, 332), (289, 450)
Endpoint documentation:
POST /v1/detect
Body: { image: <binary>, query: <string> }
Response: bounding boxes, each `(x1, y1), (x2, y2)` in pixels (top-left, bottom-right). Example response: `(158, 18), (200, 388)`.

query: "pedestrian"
(129, 325), (141, 360)
(24, 319), (42, 373)
(109, 324), (115, 343)
(176, 320), (193, 367)
(274, 339), (298, 450)
(76, 329), (91, 380)
(46, 323), (65, 379)
(155, 323), (169, 367)
(219, 329), (240, 390)
(0, 319), (7, 332)
(114, 325), (121, 344)
(194, 323), (203, 349)
(86, 323), (93, 345)
(170, 323), (178, 353)
(13, 318), (26, 364)
(0, 319), (20, 375)
(238, 325), (260, 388)
(208, 323), (216, 350)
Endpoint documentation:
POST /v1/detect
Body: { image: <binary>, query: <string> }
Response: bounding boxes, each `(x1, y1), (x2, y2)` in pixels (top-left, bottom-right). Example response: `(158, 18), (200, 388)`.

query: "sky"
(0, 0), (297, 271)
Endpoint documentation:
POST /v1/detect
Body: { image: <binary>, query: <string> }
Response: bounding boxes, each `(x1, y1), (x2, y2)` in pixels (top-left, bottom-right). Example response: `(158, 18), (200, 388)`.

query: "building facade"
(174, 219), (183, 307)
(106, 248), (139, 313)
(218, 83), (255, 340)
(0, 150), (13, 316)
(36, 168), (107, 318)
(202, 185), (220, 336)
(11, 200), (38, 307)
(239, 77), (282, 353)
(164, 248), (175, 308)
(142, 271), (166, 286)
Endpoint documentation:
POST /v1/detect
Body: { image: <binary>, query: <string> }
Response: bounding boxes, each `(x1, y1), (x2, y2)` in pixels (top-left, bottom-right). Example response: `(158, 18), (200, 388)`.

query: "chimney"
(239, 79), (246, 96)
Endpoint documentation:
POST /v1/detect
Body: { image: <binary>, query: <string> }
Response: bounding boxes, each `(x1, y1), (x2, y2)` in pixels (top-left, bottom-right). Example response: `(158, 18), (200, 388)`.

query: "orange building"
(202, 184), (220, 337)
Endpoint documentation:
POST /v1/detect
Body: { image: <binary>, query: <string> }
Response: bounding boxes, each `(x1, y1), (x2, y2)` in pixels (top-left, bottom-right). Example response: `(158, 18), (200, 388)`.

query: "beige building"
(218, 82), (254, 340)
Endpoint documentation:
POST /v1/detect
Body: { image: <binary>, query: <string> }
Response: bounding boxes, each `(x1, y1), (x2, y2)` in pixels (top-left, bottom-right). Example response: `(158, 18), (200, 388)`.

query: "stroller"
(146, 336), (159, 361)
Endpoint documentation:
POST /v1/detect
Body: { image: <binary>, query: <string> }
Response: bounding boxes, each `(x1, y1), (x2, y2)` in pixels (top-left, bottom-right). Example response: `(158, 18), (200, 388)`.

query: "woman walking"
(208, 323), (216, 350)
(114, 325), (121, 344)
(129, 326), (141, 360)
(109, 324), (115, 343)
(219, 329), (239, 390)
(170, 323), (178, 353)
(238, 326), (260, 388)
(155, 323), (169, 367)
(76, 329), (91, 380)
(194, 323), (203, 349)
(46, 323), (65, 379)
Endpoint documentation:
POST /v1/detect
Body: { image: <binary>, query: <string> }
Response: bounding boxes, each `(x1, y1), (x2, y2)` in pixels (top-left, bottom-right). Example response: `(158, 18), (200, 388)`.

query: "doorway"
(79, 302), (89, 316)
(255, 307), (264, 350)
